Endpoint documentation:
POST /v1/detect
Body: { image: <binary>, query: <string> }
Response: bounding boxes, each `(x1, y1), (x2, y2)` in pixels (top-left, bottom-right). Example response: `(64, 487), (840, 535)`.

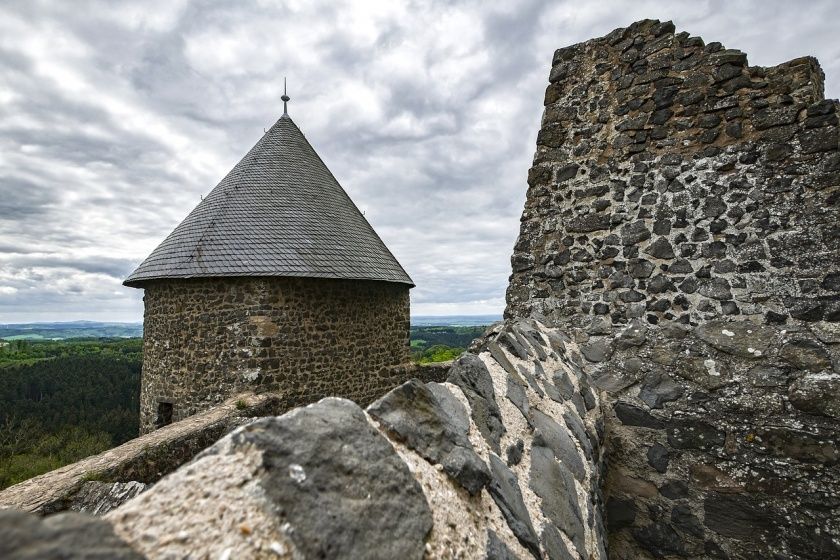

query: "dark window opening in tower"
(155, 401), (173, 429)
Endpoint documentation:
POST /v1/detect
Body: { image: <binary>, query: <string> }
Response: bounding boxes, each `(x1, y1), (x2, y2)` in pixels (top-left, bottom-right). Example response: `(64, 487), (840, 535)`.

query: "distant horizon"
(0, 313), (503, 327)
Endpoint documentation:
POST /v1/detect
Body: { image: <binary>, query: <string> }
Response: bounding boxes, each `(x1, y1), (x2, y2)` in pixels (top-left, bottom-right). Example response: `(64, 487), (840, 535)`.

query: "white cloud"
(0, 0), (837, 322)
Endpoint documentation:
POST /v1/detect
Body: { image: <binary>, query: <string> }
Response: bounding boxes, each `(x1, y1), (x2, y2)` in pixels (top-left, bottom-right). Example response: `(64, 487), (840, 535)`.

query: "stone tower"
(125, 108), (413, 433)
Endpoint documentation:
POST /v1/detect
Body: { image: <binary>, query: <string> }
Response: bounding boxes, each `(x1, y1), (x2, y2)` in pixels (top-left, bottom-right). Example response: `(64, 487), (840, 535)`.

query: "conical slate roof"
(124, 114), (413, 287)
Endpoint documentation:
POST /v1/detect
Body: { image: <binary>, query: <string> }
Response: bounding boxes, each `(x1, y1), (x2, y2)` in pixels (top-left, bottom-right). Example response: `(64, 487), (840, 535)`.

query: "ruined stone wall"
(507, 19), (839, 328)
(505, 19), (840, 560)
(140, 276), (410, 433)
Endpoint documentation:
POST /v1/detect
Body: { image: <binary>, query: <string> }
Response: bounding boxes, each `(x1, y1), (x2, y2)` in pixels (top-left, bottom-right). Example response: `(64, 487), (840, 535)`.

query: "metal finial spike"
(281, 77), (290, 116)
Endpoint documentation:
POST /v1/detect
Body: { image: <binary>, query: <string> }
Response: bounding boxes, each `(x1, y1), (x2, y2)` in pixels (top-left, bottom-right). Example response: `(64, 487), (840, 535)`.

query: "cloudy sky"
(0, 0), (838, 323)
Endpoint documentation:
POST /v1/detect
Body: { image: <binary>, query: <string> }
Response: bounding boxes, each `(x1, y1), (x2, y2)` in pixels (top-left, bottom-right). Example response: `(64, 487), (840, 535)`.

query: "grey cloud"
(0, 0), (837, 321)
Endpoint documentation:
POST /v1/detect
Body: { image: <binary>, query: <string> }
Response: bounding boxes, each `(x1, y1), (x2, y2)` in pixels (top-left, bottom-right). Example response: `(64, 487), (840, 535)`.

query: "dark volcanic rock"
(659, 480), (689, 500)
(606, 496), (637, 529)
(506, 439), (525, 466)
(223, 398), (433, 560)
(448, 353), (506, 453)
(644, 237), (676, 259)
(613, 402), (665, 429)
(704, 493), (776, 541)
(541, 524), (576, 560)
(369, 380), (490, 495)
(485, 529), (518, 560)
(646, 443), (670, 473)
(616, 321), (648, 348)
(506, 376), (530, 420)
(638, 373), (685, 409)
(563, 410), (594, 460)
(530, 408), (586, 481)
(622, 220), (652, 245)
(0, 509), (143, 560)
(671, 504), (704, 538)
(779, 339), (832, 371)
(487, 454), (541, 559)
(552, 369), (577, 399)
(530, 446), (586, 554)
(789, 373), (840, 417)
(488, 341), (521, 378)
(632, 521), (685, 558)
(581, 339), (612, 362)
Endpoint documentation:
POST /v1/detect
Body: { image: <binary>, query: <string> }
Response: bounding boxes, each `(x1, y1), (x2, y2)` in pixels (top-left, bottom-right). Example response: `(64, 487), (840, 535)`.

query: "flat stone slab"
(448, 353), (506, 453)
(486, 454), (541, 559)
(694, 321), (775, 359)
(368, 380), (490, 495)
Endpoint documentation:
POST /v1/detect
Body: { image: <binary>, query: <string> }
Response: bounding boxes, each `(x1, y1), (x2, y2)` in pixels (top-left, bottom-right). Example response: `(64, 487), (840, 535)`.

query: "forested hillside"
(409, 325), (487, 363)
(0, 323), (492, 489)
(0, 339), (141, 489)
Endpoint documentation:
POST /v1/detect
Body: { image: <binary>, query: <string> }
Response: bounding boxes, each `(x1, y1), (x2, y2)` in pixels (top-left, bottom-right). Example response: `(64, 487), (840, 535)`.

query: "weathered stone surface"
(109, 398), (433, 560)
(749, 426), (839, 464)
(779, 339), (832, 371)
(638, 373), (684, 409)
(487, 454), (541, 559)
(0, 510), (142, 560)
(632, 521), (685, 558)
(789, 373), (840, 417)
(368, 380), (490, 495)
(703, 493), (776, 541)
(69, 481), (147, 517)
(667, 419), (725, 450)
(748, 365), (788, 387)
(673, 356), (730, 390)
(448, 354), (506, 453)
(530, 446), (586, 554)
(694, 321), (774, 358)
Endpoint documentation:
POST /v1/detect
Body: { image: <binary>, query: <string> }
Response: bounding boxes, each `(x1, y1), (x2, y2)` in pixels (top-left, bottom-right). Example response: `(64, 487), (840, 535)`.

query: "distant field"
(411, 314), (501, 327)
(0, 321), (143, 340)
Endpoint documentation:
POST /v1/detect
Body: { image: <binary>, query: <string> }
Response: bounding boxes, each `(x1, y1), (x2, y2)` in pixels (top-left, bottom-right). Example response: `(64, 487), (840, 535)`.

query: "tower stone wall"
(139, 277), (410, 433)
